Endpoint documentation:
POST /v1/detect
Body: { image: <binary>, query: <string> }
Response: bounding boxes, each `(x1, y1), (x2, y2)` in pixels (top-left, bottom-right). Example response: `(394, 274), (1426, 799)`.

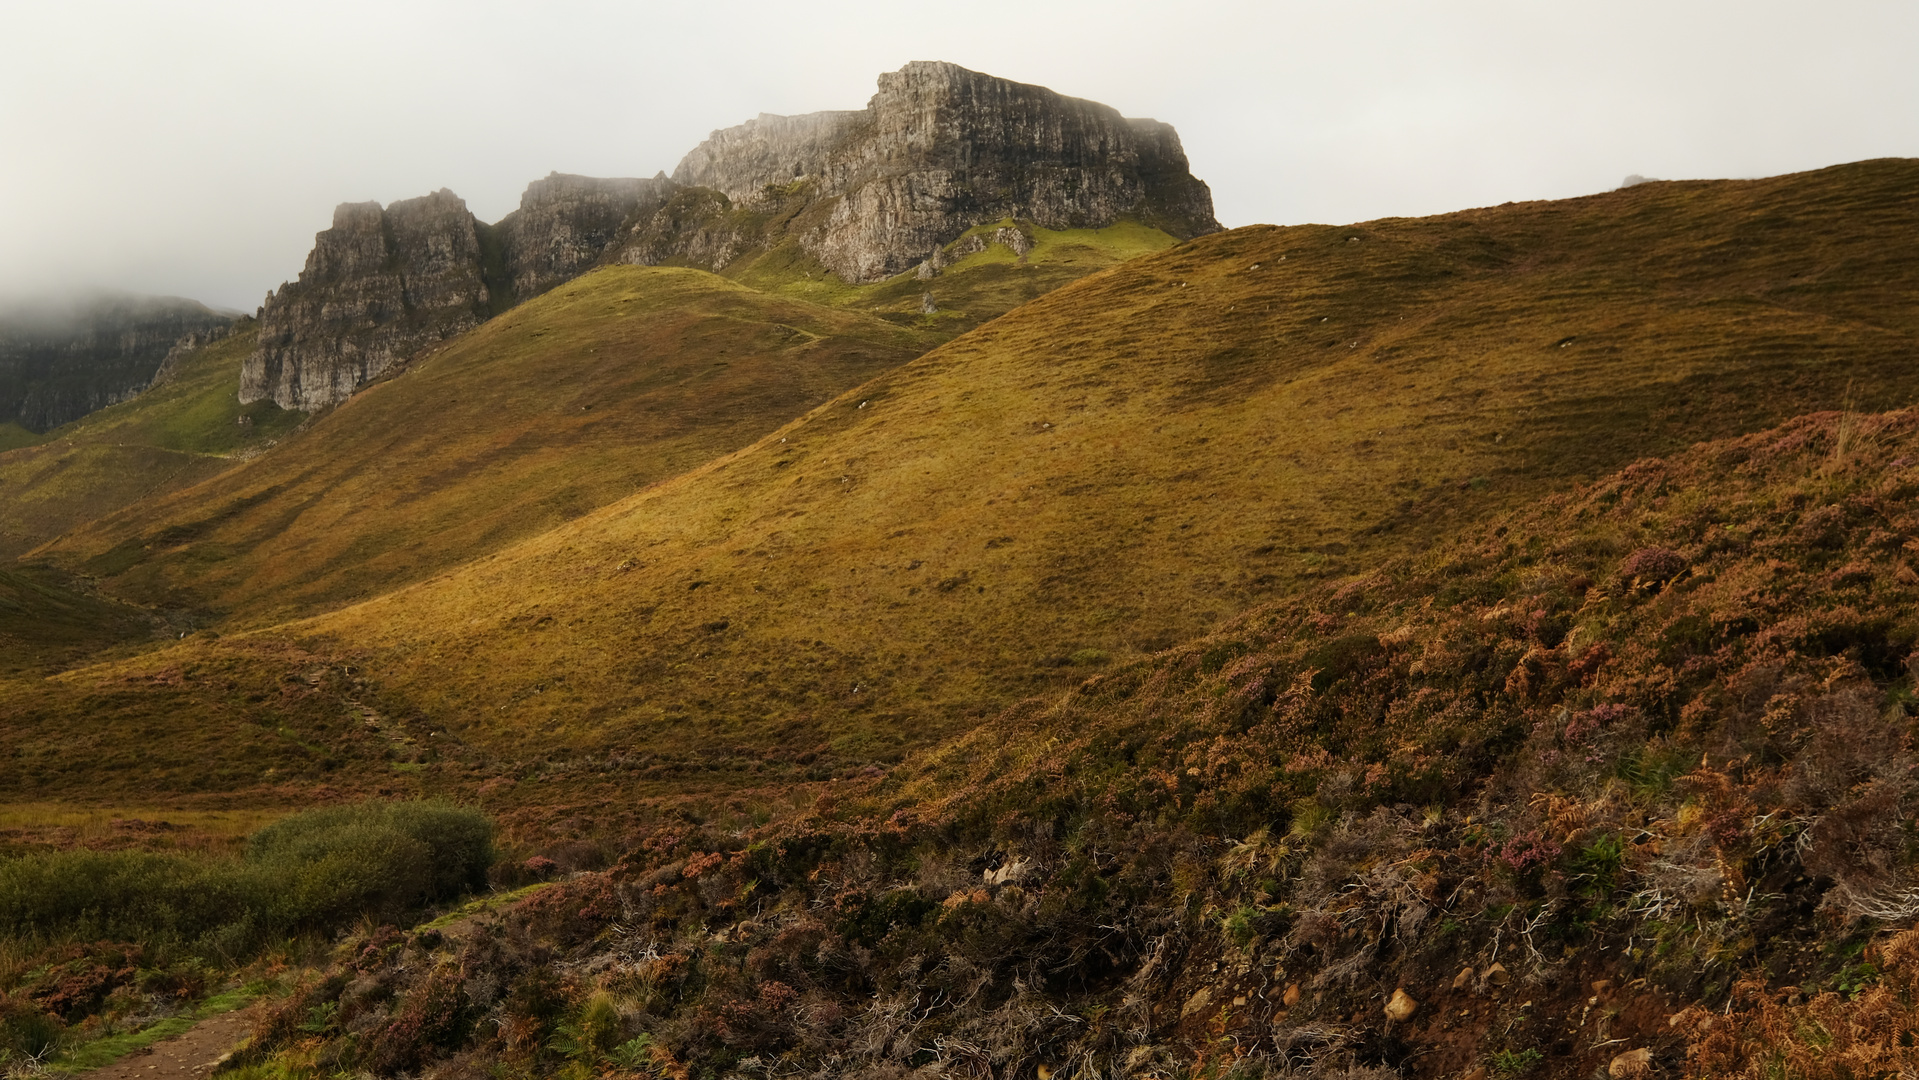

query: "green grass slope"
(0, 328), (300, 559)
(38, 269), (933, 624)
(727, 217), (1181, 332)
(0, 423), (38, 452)
(268, 159), (1919, 766)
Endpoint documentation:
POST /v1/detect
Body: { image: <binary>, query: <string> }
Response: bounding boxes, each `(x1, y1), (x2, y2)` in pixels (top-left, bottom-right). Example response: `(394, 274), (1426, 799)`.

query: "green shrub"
(0, 849), (252, 944)
(0, 800), (493, 957)
(248, 800), (494, 926)
(1490, 1048), (1544, 1077)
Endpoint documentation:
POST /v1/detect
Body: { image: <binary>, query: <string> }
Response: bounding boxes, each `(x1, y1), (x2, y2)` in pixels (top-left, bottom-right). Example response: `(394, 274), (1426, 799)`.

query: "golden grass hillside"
(270, 159), (1919, 767)
(0, 565), (153, 677)
(7, 159), (1916, 810)
(37, 270), (937, 624)
(32, 225), (1176, 626)
(0, 329), (300, 559)
(234, 406), (1919, 1080)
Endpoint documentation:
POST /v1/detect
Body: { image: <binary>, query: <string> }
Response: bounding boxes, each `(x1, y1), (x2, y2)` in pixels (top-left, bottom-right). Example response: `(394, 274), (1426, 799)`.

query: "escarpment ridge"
(239, 61), (1217, 411)
(663, 60), (1220, 281)
(241, 190), (495, 413)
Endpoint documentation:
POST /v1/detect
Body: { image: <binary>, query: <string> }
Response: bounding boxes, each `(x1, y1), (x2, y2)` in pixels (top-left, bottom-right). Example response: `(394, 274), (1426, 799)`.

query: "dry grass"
(265, 158), (1919, 767)
(0, 802), (281, 836)
(6, 158), (1919, 808)
(0, 330), (297, 559)
(0, 564), (152, 676)
(36, 269), (932, 624)
(0, 802), (285, 857)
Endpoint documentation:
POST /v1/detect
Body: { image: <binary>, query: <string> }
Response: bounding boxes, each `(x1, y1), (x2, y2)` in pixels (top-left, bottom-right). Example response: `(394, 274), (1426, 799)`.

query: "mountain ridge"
(238, 61), (1217, 412)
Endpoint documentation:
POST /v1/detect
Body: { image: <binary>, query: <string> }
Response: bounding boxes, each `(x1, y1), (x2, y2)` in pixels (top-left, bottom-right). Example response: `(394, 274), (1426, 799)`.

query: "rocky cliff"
(659, 61), (1220, 281)
(242, 62), (1217, 409)
(495, 172), (675, 300)
(241, 190), (495, 411)
(0, 294), (232, 431)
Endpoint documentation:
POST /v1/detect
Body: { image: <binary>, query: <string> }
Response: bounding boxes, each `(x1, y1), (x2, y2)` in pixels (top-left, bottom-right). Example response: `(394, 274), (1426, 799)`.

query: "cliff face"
(495, 172), (675, 300)
(0, 294), (232, 431)
(663, 61), (1220, 281)
(671, 111), (866, 197)
(241, 190), (493, 411)
(243, 62), (1217, 409)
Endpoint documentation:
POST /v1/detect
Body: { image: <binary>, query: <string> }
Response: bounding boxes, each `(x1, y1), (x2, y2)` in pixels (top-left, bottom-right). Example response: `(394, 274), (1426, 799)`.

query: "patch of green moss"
(0, 422), (41, 451)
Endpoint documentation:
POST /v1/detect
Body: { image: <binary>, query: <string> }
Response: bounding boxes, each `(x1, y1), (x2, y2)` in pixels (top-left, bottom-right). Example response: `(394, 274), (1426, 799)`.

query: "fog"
(2, 0), (1915, 311)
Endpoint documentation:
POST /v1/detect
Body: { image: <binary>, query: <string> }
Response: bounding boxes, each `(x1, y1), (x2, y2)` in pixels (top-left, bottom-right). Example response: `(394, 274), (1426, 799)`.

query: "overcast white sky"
(2, 0), (1914, 311)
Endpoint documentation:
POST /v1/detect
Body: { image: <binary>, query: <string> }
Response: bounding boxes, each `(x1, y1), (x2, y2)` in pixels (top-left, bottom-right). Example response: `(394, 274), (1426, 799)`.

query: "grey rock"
(993, 226), (1033, 256)
(659, 61), (1218, 282)
(242, 62), (1218, 411)
(147, 321), (237, 388)
(617, 186), (755, 272)
(495, 172), (676, 300)
(241, 190), (493, 411)
(672, 110), (866, 197)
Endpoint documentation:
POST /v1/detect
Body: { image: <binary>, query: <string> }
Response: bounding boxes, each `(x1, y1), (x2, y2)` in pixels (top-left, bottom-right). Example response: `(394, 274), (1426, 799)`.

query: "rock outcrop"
(495, 172), (675, 300)
(241, 190), (494, 411)
(0, 294), (233, 431)
(148, 321), (237, 388)
(670, 110), (864, 203)
(658, 61), (1219, 281)
(241, 62), (1218, 410)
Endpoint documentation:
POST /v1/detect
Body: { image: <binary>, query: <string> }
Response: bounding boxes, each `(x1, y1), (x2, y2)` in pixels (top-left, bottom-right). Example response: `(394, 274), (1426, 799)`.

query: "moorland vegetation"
(1, 159), (1918, 1079)
(6, 159), (1916, 805)
(0, 800), (490, 1071)
(222, 404), (1919, 1080)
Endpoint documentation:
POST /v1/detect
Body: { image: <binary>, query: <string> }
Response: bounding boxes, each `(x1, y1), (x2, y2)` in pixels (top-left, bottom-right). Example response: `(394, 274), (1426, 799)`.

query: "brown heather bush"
(229, 408), (1919, 1079)
(1684, 928), (1919, 1078)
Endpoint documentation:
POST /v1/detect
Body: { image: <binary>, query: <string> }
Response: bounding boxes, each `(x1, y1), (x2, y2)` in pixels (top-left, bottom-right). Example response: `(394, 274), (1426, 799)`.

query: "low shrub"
(0, 992), (63, 1063)
(0, 800), (493, 957)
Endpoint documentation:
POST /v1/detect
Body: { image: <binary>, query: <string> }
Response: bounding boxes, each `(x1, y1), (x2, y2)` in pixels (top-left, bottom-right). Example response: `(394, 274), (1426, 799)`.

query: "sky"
(2, 0), (1915, 312)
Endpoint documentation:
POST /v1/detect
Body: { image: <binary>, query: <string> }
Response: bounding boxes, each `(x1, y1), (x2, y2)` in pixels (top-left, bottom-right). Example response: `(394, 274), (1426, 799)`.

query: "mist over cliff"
(0, 292), (233, 433)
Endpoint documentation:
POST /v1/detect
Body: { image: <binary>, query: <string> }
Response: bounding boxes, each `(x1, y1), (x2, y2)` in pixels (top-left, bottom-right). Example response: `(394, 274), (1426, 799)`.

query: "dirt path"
(80, 1008), (256, 1079)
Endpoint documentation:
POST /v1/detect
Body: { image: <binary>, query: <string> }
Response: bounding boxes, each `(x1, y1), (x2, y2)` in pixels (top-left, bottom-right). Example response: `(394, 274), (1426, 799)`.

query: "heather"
(220, 410), (1919, 1078)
